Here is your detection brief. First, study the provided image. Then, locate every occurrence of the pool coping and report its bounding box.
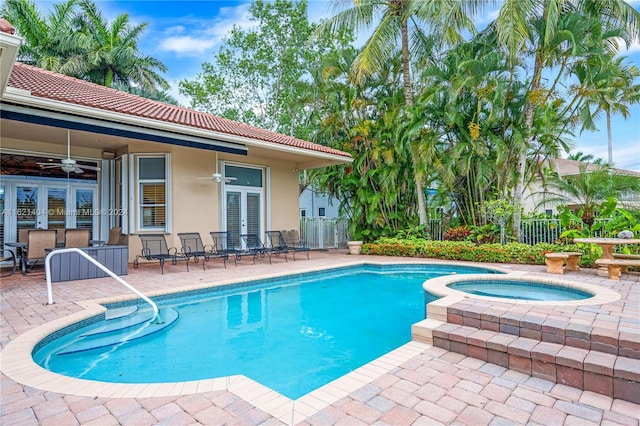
[0,260,620,424]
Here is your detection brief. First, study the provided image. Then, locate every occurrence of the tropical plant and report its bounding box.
[539,162,639,227]
[71,0,168,91]
[493,0,640,241]
[317,0,485,226]
[1,0,82,72]
[2,0,170,94]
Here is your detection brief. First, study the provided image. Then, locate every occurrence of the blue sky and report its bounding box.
[33,0,640,171]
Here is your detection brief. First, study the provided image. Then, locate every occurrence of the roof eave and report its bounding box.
[2,86,352,166]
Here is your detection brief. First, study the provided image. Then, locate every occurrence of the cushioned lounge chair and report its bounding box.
[24,229,57,273]
[107,227,122,245]
[178,232,227,270]
[134,234,189,274]
[64,228,90,248]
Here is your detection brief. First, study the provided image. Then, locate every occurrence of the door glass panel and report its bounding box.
[76,189,94,239]
[226,192,241,248]
[246,193,260,236]
[47,188,66,230]
[16,186,37,241]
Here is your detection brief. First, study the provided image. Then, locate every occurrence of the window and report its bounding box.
[137,155,169,231]
[318,207,326,217]
[300,209,306,218]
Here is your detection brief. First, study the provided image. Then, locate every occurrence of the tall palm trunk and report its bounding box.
[606,110,612,163]
[400,20,428,225]
[512,46,544,242]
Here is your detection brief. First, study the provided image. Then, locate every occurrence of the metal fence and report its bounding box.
[300,217,612,248]
[300,218,350,249]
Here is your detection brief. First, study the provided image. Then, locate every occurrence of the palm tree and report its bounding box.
[576,55,640,163]
[493,0,640,241]
[70,0,169,91]
[1,0,82,72]
[317,0,483,226]
[539,162,639,227]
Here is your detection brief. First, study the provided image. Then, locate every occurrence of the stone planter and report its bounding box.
[347,241,363,255]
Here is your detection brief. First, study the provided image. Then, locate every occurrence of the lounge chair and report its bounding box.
[209,231,242,266]
[24,229,57,274]
[134,234,189,274]
[239,233,269,264]
[178,232,227,270]
[264,231,290,262]
[283,229,310,260]
[64,228,90,248]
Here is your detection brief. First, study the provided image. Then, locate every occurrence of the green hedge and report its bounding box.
[361,237,594,266]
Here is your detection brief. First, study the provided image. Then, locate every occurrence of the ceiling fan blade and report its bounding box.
[38,162,63,169]
[79,164,101,171]
[225,177,237,181]
[196,177,213,180]
[73,167,85,174]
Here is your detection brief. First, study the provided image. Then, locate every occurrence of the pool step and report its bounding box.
[104,305,139,321]
[84,309,154,337]
[58,308,179,355]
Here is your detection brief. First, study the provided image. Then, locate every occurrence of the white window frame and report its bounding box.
[134,153,171,233]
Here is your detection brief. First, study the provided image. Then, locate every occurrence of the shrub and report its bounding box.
[443,225,471,241]
[362,238,591,266]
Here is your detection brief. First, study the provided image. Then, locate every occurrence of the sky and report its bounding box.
[30,0,640,171]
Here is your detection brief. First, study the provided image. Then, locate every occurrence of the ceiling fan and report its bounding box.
[197,152,237,183]
[38,130,101,174]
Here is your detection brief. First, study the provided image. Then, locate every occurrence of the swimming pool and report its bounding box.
[33,264,495,399]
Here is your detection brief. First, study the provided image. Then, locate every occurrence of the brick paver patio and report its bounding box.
[1,250,639,425]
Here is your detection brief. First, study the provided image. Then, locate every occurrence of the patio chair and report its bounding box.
[24,229,57,273]
[178,232,227,270]
[134,234,190,274]
[283,229,310,260]
[264,231,290,262]
[240,234,286,265]
[107,227,122,245]
[209,231,242,266]
[64,228,90,248]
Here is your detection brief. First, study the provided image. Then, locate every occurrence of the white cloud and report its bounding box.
[156,3,253,56]
[159,36,217,55]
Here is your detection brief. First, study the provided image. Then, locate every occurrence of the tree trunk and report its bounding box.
[400,20,428,225]
[607,110,613,163]
[512,48,544,242]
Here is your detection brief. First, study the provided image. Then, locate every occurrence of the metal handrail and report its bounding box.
[45,248,159,321]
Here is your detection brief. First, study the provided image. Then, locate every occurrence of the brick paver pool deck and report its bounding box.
[1,250,639,425]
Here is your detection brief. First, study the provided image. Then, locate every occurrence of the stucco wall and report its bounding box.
[2,137,305,263]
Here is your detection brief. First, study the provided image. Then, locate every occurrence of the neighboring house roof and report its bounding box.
[4,62,351,160]
[554,158,640,178]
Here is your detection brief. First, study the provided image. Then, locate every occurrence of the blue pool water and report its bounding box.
[33,264,494,399]
[448,280,592,301]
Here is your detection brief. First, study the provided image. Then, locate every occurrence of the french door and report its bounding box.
[2,179,98,243]
[225,189,263,249]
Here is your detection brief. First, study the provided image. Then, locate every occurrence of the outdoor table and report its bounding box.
[574,237,640,276]
[5,242,27,275]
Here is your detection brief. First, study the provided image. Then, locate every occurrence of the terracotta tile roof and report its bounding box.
[0,19,16,34]
[6,63,351,159]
